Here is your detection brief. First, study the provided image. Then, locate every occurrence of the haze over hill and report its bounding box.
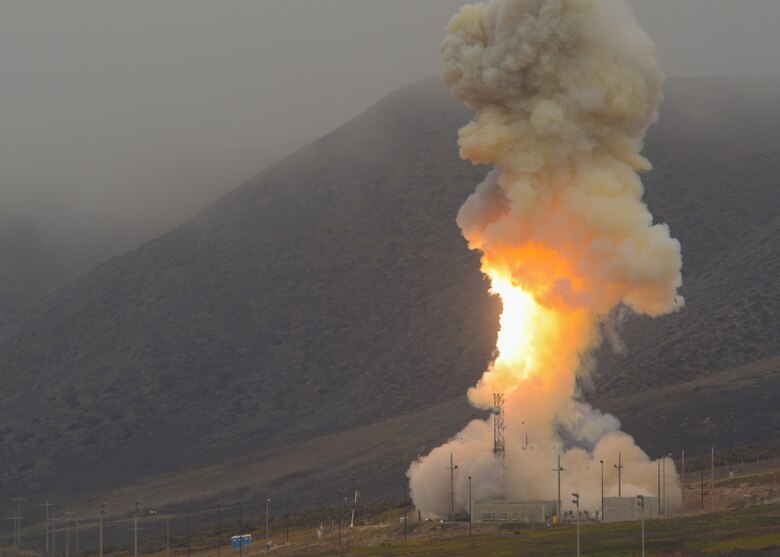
[0,140,303,318]
[0,76,777,512]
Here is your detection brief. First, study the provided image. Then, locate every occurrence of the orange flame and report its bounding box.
[475,259,593,407]
[490,276,539,367]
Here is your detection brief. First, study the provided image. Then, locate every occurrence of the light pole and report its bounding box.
[350,473,356,529]
[133,501,141,557]
[663,453,671,516]
[681,449,686,515]
[599,460,604,520]
[51,511,56,555]
[285,484,290,543]
[711,447,715,513]
[447,453,458,522]
[13,496,25,547]
[65,510,71,557]
[336,491,342,550]
[614,452,624,497]
[238,502,243,557]
[637,495,645,557]
[344,495,349,542]
[42,500,54,554]
[657,459,661,515]
[700,465,705,512]
[217,502,221,557]
[402,483,408,542]
[572,492,580,557]
[266,494,272,551]
[468,476,472,536]
[99,503,106,557]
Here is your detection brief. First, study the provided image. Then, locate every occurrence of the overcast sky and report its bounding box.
[2,0,779,247]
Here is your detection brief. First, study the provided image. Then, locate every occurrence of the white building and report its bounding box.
[602,496,660,522]
[472,500,558,524]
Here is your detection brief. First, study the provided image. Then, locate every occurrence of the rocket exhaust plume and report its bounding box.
[408,0,684,518]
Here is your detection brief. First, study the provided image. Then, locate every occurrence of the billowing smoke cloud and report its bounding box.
[408,0,683,518]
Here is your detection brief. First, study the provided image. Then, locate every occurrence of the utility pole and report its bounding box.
[4,516,16,548]
[187,509,191,557]
[238,502,243,557]
[572,492,580,557]
[266,494,271,552]
[64,509,73,557]
[666,452,673,516]
[99,502,106,557]
[447,453,458,522]
[166,518,170,557]
[468,476,472,536]
[614,453,624,497]
[599,460,604,520]
[700,465,704,511]
[711,447,715,512]
[552,454,565,524]
[13,496,25,547]
[217,503,221,557]
[336,491,342,551]
[637,495,645,557]
[75,513,80,555]
[662,456,667,516]
[51,511,56,555]
[131,501,143,557]
[350,473,356,528]
[350,479,360,530]
[657,459,661,515]
[285,484,290,543]
[7,512,15,548]
[681,450,686,515]
[402,482,408,542]
[42,500,54,553]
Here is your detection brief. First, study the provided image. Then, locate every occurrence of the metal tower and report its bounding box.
[492,393,506,495]
[492,393,506,458]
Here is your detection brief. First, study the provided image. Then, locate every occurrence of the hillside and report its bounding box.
[54,356,778,532]
[591,77,780,396]
[0,77,777,511]
[596,355,780,458]
[0,142,304,319]
[0,78,497,505]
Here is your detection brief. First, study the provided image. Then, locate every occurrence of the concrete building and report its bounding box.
[603,496,660,522]
[472,500,558,524]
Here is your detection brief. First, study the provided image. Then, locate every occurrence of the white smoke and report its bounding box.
[408,0,683,519]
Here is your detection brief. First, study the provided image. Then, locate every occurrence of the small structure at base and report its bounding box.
[603,496,659,522]
[473,500,557,524]
[230,534,253,549]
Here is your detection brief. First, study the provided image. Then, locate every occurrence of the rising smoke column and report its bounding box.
[408,0,684,518]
